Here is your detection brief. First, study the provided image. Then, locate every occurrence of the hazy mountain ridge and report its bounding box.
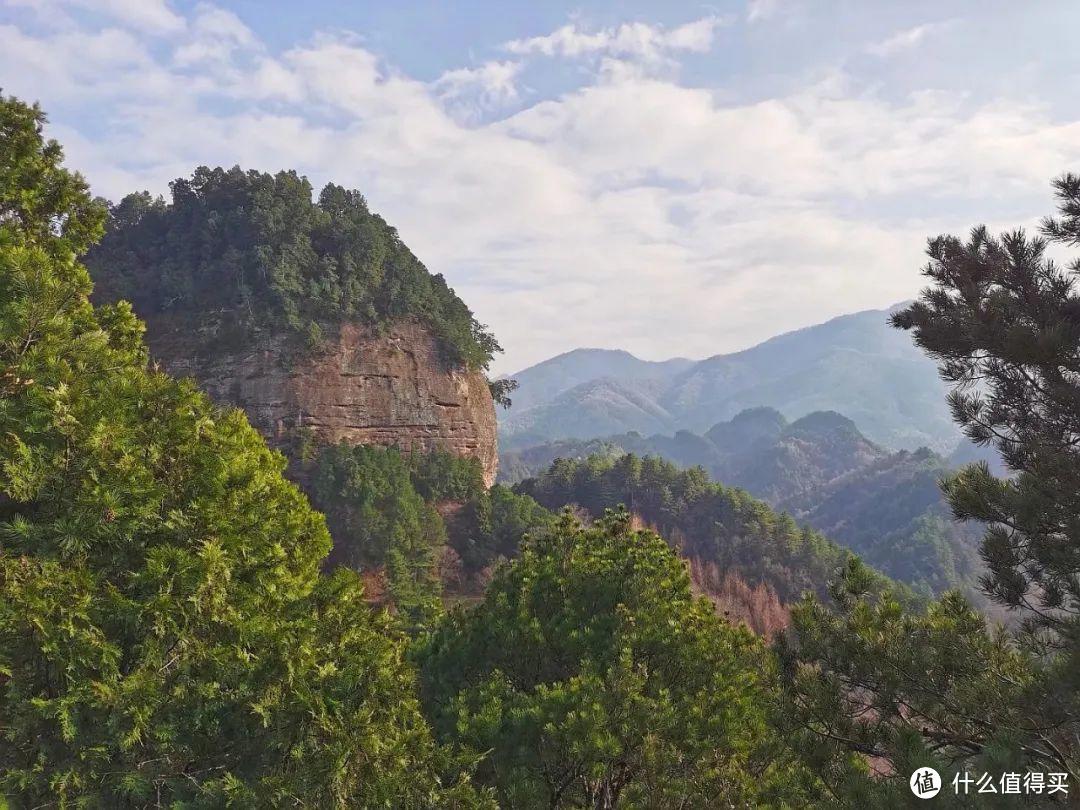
[497,376,680,450]
[501,407,889,495]
[501,407,984,596]
[794,447,982,593]
[500,306,961,452]
[500,348,694,414]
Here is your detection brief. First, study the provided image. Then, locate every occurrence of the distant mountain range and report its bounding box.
[500,407,990,598]
[499,306,962,453]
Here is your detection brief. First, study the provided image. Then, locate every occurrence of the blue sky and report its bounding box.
[3,0,1079,372]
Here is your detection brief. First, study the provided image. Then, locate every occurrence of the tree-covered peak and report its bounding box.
[85,165,501,370]
[785,410,863,438]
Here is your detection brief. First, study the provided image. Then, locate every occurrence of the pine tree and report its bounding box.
[891,177,1080,646]
[418,510,819,807]
[777,176,1080,802]
[0,94,487,808]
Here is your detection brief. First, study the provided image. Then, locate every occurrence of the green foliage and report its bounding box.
[798,448,983,598]
[419,510,820,807]
[499,437,655,485]
[85,166,501,370]
[501,411,982,598]
[452,484,556,570]
[892,181,1080,645]
[780,177,1080,801]
[488,377,518,409]
[0,94,105,257]
[516,454,897,604]
[778,563,1061,807]
[0,94,484,808]
[312,444,446,630]
[312,443,553,589]
[408,449,487,503]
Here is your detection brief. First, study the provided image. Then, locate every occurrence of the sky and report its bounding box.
[3,1,1080,373]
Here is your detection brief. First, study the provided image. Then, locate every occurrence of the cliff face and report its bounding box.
[145,319,499,486]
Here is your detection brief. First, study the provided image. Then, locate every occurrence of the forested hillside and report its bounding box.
[85,167,500,370]
[499,407,872,488]
[503,408,983,597]
[515,454,903,621]
[0,95,831,805]
[307,444,553,625]
[0,95,486,806]
[776,181,1080,800]
[417,511,822,807]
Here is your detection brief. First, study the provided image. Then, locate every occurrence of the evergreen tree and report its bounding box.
[778,563,1051,807]
[516,453,898,604]
[312,444,446,630]
[0,94,485,808]
[408,450,488,503]
[891,178,1080,646]
[418,510,820,808]
[85,167,501,370]
[779,176,1080,801]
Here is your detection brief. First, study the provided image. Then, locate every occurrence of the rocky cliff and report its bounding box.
[143,318,499,486]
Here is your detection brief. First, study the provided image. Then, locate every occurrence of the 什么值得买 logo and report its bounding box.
[910,767,941,799]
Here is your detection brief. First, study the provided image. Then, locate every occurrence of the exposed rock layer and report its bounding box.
[145,319,498,486]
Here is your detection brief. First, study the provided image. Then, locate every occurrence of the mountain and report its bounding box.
[514,453,899,609]
[499,407,883,493]
[499,377,680,449]
[717,410,887,504]
[86,167,501,484]
[792,447,982,593]
[502,348,693,414]
[500,408,983,597]
[500,306,961,452]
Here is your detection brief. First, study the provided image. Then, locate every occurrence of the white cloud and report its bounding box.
[433,60,521,121]
[88,0,183,34]
[866,21,953,58]
[504,16,725,64]
[746,0,780,23]
[6,0,185,34]
[173,4,258,67]
[1,6,1077,375]
[0,23,157,100]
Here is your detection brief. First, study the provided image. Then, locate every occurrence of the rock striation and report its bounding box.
[144,318,499,486]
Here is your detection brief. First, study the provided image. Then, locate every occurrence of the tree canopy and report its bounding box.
[0,97,104,257]
[418,510,820,808]
[0,93,485,808]
[500,421,982,600]
[85,166,501,369]
[311,444,555,625]
[891,181,1080,644]
[312,444,452,630]
[778,177,1080,802]
[515,453,897,605]
[12,84,1080,808]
